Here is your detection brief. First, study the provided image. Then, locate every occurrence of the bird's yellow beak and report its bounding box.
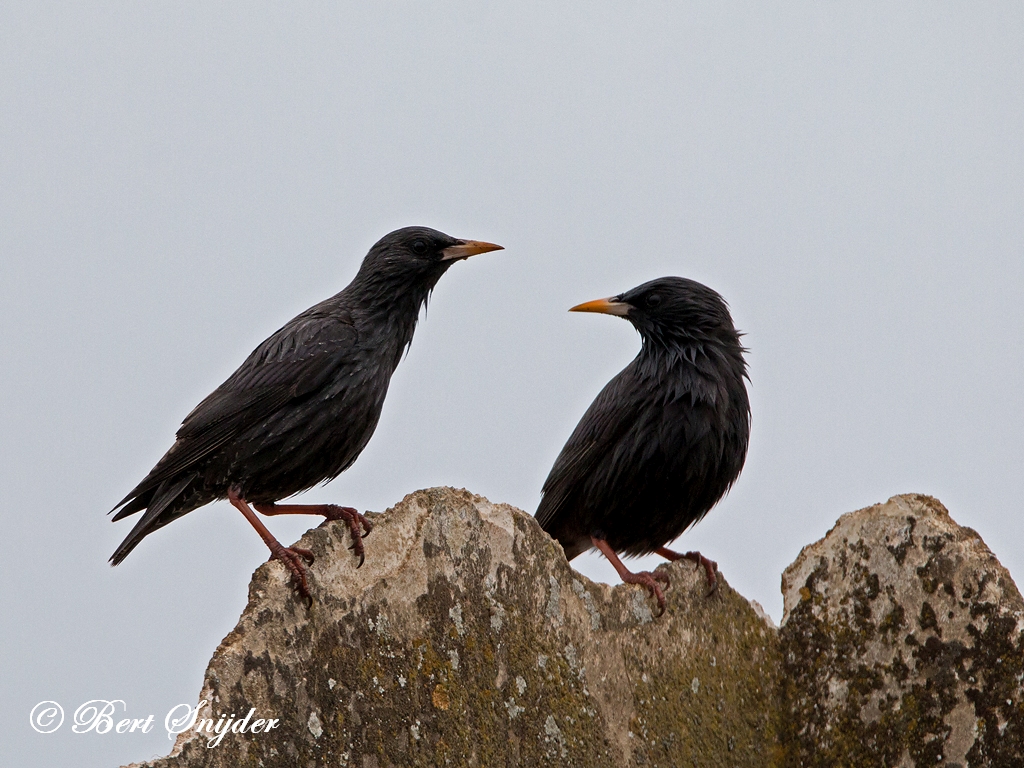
[569,297,631,316]
[441,240,504,261]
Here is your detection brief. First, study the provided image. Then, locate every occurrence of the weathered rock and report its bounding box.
[779,494,1024,767]
[126,487,780,768]
[123,490,1024,768]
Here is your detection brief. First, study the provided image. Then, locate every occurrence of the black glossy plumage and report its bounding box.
[110,226,494,565]
[536,277,750,562]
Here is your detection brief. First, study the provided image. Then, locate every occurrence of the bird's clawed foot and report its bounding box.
[268,543,315,604]
[621,568,671,616]
[591,536,672,616]
[229,487,317,605]
[252,501,373,568]
[657,547,718,596]
[322,505,373,567]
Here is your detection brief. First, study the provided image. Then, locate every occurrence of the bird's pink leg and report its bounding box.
[253,502,372,567]
[228,487,315,601]
[657,546,718,595]
[592,537,670,616]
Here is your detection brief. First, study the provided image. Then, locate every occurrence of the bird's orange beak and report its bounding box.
[441,240,504,261]
[569,297,631,316]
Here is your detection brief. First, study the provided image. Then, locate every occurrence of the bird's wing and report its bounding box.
[180,311,358,434]
[112,311,358,512]
[535,369,641,529]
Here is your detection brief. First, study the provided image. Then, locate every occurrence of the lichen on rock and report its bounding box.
[779,494,1024,767]
[123,487,779,768]
[121,490,1022,768]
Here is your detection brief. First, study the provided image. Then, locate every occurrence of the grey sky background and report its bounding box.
[2,4,1022,766]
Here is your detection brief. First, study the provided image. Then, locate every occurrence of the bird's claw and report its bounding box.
[348,541,365,568]
[660,547,718,597]
[269,545,315,603]
[324,505,372,567]
[622,570,669,616]
[681,550,718,596]
[703,573,719,598]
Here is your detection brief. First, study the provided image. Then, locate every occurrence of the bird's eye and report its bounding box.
[411,240,428,255]
[646,294,662,308]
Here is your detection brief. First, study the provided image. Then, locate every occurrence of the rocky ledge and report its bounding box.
[125,490,1023,768]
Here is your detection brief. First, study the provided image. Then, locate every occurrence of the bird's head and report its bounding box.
[350,226,503,312]
[570,276,741,353]
[363,226,502,278]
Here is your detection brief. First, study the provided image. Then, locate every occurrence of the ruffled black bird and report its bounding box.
[110,226,502,598]
[536,277,750,614]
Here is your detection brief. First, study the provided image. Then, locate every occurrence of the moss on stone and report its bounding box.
[127,491,1022,768]
[779,494,1024,767]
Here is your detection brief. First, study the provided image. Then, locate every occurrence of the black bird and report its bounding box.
[535,277,749,614]
[110,226,502,598]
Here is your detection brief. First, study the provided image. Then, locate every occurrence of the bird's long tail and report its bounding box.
[109,474,197,565]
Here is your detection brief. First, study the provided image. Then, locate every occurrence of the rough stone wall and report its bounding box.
[779,494,1024,767]
[127,487,779,768]
[123,490,1022,768]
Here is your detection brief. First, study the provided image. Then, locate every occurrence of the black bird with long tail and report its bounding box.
[536,277,749,615]
[110,226,502,599]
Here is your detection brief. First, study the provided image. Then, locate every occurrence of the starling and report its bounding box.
[536,277,750,614]
[110,226,502,598]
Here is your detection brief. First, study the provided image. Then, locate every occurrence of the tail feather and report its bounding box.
[109,474,197,565]
[110,493,149,522]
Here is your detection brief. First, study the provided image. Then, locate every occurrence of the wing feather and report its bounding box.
[535,368,641,529]
[111,311,358,513]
